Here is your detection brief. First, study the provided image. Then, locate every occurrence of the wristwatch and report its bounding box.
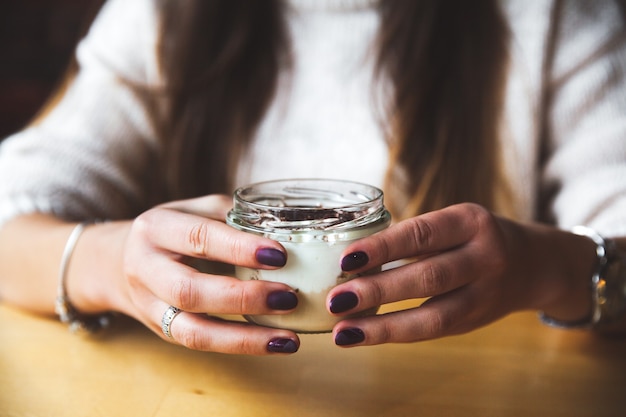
[595,231,626,331]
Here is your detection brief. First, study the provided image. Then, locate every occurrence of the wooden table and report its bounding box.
[1,302,625,417]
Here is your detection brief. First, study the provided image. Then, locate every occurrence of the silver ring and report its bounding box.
[161,306,182,340]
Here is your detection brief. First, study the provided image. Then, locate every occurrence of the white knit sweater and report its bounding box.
[1,0,625,236]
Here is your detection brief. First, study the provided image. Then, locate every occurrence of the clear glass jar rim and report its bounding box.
[227,178,388,232]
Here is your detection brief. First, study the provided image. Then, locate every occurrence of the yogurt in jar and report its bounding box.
[226,179,391,333]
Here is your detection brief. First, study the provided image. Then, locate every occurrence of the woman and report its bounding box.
[0,0,625,355]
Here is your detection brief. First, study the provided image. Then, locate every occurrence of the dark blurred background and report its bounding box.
[0,0,105,140]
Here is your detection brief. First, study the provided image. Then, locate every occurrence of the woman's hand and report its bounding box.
[327,203,597,347]
[117,195,301,355]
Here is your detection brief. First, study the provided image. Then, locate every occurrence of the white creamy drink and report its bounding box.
[227,179,390,333]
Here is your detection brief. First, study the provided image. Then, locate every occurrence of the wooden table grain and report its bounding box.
[1,302,624,417]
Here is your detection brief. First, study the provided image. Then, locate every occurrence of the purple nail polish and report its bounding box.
[329,292,358,314]
[267,291,298,310]
[341,251,369,271]
[256,248,287,267]
[267,338,299,353]
[335,328,365,346]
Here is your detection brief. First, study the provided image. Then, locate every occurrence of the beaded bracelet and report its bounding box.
[54,222,113,334]
[539,226,626,330]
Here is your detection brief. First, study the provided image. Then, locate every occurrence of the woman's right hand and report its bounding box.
[116,195,300,355]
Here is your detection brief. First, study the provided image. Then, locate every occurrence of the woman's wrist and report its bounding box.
[67,220,133,317]
[531,225,626,332]
[54,222,112,333]
[519,223,596,322]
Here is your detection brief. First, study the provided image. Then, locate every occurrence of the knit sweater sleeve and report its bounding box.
[0,0,166,227]
[542,0,626,237]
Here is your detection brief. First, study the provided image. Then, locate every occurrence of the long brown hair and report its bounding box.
[158,0,290,200]
[158,0,512,220]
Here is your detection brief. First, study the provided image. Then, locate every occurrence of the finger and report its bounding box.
[328,248,479,314]
[129,253,298,314]
[152,301,300,355]
[332,286,495,347]
[340,203,491,272]
[133,207,287,269]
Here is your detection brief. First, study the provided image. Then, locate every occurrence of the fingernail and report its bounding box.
[329,292,358,314]
[335,328,365,346]
[267,338,299,353]
[341,251,369,271]
[256,248,287,267]
[267,291,298,310]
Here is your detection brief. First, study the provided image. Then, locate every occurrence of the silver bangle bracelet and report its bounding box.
[539,225,625,330]
[54,222,113,334]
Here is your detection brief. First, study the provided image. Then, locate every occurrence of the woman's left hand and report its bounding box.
[327,203,595,346]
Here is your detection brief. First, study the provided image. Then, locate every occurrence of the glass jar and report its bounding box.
[226,179,391,333]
